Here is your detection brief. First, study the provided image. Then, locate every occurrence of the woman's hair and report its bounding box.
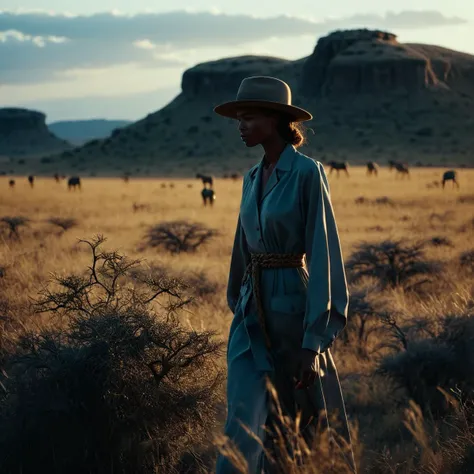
[260,109,309,148]
[276,117,306,148]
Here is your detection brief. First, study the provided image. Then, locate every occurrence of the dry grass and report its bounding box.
[1,165,474,472]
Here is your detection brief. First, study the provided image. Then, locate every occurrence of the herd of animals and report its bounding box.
[3,161,462,207]
[326,160,460,188]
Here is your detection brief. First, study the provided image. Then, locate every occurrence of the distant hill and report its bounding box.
[11,29,474,176]
[48,119,132,145]
[0,108,71,159]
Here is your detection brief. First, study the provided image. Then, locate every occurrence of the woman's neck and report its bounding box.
[262,137,287,166]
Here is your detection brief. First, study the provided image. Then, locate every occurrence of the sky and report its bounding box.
[1,1,473,122]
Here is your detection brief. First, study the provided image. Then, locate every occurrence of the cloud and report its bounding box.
[0,9,468,85]
[0,28,184,85]
[337,11,468,29]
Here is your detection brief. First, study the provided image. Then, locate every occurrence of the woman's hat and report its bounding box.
[213,76,312,122]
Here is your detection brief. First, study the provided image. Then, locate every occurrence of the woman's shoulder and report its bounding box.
[293,149,325,177]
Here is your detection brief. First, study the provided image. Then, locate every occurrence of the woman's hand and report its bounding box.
[295,348,319,390]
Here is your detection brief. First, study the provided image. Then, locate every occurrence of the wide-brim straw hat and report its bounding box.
[214,76,312,122]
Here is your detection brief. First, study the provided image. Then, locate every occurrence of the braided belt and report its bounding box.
[244,253,305,349]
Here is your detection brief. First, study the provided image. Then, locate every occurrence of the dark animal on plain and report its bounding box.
[388,160,409,178]
[196,173,213,188]
[201,188,216,207]
[9,179,15,189]
[442,170,459,189]
[161,183,167,188]
[169,183,175,188]
[366,161,379,176]
[67,176,81,191]
[53,173,60,183]
[123,175,130,183]
[132,202,150,213]
[27,175,34,188]
[230,173,240,181]
[327,161,349,177]
[187,184,193,188]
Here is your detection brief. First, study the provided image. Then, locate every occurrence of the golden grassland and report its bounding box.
[1,165,473,472]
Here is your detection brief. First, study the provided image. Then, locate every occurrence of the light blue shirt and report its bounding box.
[226,144,349,371]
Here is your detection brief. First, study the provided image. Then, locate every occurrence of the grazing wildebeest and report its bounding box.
[27,175,34,188]
[53,173,60,183]
[366,161,379,176]
[201,188,216,207]
[327,161,349,177]
[230,173,240,181]
[123,175,130,183]
[196,173,213,188]
[442,170,460,189]
[9,179,15,189]
[67,176,81,191]
[388,160,409,178]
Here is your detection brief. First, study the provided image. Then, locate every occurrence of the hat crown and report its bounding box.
[235,76,292,105]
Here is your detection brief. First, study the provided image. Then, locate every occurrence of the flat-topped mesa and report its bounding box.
[0,108,71,156]
[0,108,47,134]
[300,29,441,97]
[181,56,296,98]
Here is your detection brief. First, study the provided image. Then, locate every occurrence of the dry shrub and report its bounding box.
[378,306,474,418]
[130,264,222,305]
[374,196,395,206]
[353,196,395,206]
[460,250,474,274]
[132,202,152,213]
[378,339,458,417]
[346,239,443,290]
[458,217,474,234]
[0,216,30,240]
[145,220,219,254]
[47,217,79,234]
[0,236,224,474]
[342,284,382,356]
[427,236,454,248]
[182,269,222,300]
[429,211,456,222]
[457,195,474,204]
[354,196,367,204]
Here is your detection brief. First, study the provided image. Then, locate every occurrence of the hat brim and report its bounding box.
[213,100,312,122]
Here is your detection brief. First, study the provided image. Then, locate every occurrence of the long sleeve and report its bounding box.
[302,161,349,353]
[226,185,251,314]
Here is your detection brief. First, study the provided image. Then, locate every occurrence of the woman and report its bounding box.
[214,76,355,473]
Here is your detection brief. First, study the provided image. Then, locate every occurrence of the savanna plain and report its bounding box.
[0,165,473,474]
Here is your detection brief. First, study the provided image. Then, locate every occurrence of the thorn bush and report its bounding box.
[0,236,224,473]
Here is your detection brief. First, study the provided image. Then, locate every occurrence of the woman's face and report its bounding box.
[236,108,278,147]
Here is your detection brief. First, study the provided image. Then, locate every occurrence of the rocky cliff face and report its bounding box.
[181,55,300,99]
[0,108,71,157]
[300,29,446,97]
[34,29,474,176]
